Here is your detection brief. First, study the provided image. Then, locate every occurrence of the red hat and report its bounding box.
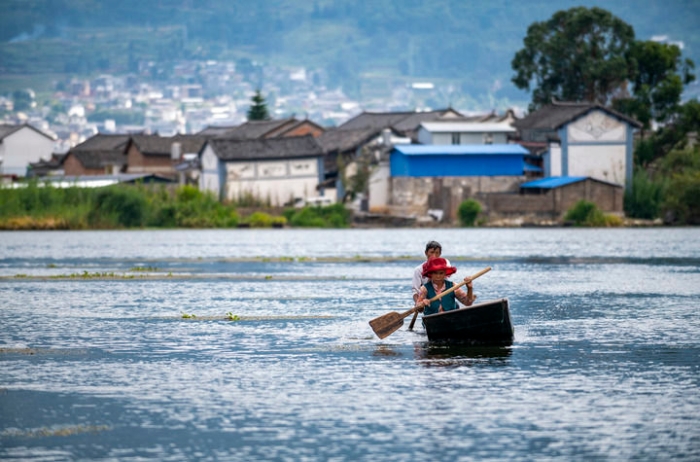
[422,257,457,277]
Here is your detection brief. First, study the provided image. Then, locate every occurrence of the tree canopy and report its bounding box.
[512,7,635,110]
[247,89,270,121]
[613,40,695,128]
[512,6,695,129]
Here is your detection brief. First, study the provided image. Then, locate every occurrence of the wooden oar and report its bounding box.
[369,267,491,339]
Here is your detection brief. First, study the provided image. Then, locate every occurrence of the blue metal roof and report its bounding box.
[393,144,530,155]
[520,176,587,189]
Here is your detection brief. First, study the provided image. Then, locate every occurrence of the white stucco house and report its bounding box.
[0,124,56,177]
[513,101,642,189]
[199,135,325,206]
[417,121,516,145]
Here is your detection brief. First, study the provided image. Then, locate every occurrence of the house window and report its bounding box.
[451,133,460,145]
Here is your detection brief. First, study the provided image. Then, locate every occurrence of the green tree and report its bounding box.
[247,89,270,121]
[12,89,34,112]
[457,199,482,227]
[613,40,695,130]
[512,7,635,110]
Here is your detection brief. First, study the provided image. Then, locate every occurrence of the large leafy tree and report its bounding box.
[247,89,270,121]
[512,7,636,110]
[613,41,695,129]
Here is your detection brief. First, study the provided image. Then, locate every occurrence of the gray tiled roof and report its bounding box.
[130,134,211,156]
[217,119,298,139]
[0,123,55,141]
[70,150,127,169]
[513,101,642,131]
[338,109,464,133]
[317,127,381,154]
[72,134,131,151]
[208,135,323,161]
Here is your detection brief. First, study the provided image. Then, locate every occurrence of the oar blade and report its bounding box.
[369,312,405,339]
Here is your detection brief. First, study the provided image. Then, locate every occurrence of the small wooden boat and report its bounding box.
[421,298,514,345]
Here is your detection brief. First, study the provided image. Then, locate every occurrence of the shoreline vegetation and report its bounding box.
[0,180,674,230]
[0,183,352,230]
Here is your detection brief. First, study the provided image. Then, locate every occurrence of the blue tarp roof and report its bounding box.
[393,144,530,155]
[520,176,587,189]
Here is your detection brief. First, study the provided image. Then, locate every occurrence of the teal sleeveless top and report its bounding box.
[423,280,457,316]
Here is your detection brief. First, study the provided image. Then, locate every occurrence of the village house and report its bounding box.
[0,123,56,178]
[199,135,325,206]
[337,108,465,142]
[512,100,642,189]
[62,134,131,176]
[384,144,533,221]
[198,118,324,139]
[417,120,516,145]
[125,134,211,178]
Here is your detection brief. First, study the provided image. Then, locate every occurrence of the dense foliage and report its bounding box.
[564,200,622,227]
[512,6,695,120]
[457,199,482,227]
[0,183,353,229]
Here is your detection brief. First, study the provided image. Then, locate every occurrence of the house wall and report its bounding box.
[562,110,629,187]
[389,175,524,219]
[0,127,54,176]
[419,131,509,145]
[223,157,322,206]
[199,146,222,198]
[126,145,176,175]
[368,160,390,212]
[63,154,105,176]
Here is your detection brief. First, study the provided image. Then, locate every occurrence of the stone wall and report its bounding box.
[389,176,525,220]
[388,176,623,222]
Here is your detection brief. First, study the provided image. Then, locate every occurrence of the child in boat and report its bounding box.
[415,257,476,316]
[412,241,452,303]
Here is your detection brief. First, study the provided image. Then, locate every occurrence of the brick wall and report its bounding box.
[126,145,176,175]
[63,154,104,176]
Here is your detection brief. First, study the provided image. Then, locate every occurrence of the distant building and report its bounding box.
[199,135,325,206]
[0,124,56,177]
[337,108,464,142]
[381,144,533,220]
[513,101,641,189]
[198,118,324,139]
[126,134,211,178]
[62,134,130,176]
[417,121,516,145]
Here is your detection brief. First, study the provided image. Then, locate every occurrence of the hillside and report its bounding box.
[1,0,698,108]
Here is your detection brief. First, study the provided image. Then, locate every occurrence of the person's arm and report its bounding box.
[455,280,476,306]
[414,286,428,311]
[412,266,422,302]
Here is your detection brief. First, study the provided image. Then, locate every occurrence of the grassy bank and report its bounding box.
[0,183,351,230]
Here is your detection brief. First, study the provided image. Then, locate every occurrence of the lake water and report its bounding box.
[1,228,699,461]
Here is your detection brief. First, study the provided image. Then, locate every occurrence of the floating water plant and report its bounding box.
[226,312,241,321]
[181,312,196,319]
[130,265,159,272]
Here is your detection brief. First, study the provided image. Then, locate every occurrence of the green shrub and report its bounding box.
[457,199,482,226]
[624,168,667,219]
[564,200,608,226]
[89,186,149,228]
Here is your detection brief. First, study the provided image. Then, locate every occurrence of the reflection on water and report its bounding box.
[414,342,512,367]
[1,228,700,461]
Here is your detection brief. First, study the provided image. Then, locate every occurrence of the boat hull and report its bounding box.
[422,298,514,345]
